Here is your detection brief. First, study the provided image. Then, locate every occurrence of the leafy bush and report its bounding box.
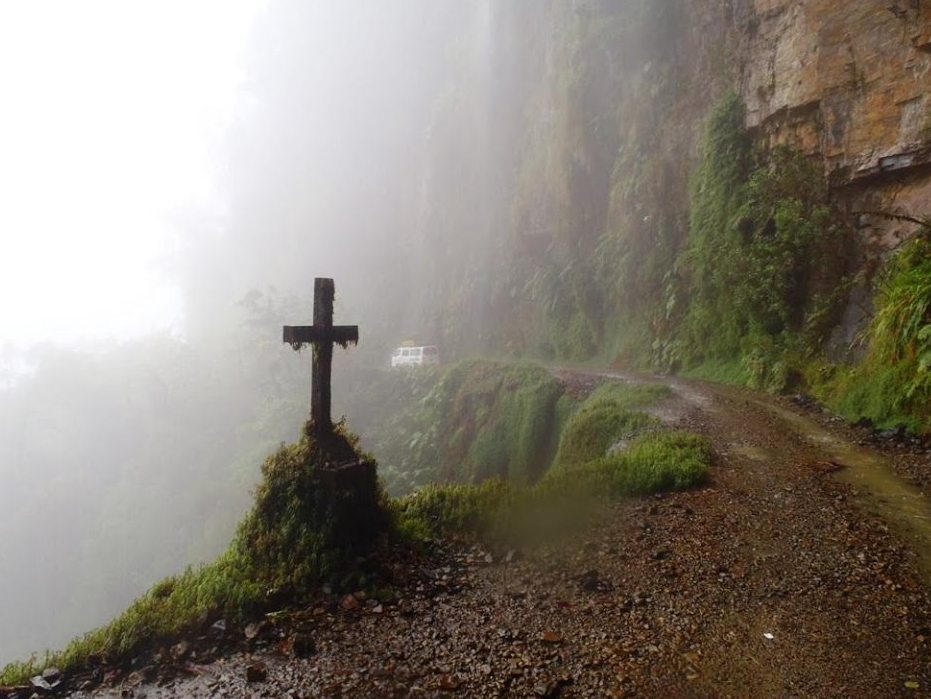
[870,236,931,396]
[543,430,710,495]
[601,430,712,493]
[348,367,444,495]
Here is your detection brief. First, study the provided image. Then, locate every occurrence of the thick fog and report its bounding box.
[0,0,500,664]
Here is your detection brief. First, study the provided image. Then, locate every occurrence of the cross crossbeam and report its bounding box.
[283,277,359,434]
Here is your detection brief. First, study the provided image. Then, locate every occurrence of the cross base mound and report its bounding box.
[316,459,383,551]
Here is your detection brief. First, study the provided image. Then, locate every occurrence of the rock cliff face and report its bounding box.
[739,0,931,244]
[408,0,931,359]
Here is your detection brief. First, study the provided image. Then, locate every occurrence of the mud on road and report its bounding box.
[70,371,931,698]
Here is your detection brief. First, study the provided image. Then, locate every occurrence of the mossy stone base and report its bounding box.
[235,423,387,587]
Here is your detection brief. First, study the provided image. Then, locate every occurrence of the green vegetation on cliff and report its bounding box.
[666,92,931,433]
[666,92,851,392]
[370,361,571,494]
[395,375,709,542]
[822,235,931,432]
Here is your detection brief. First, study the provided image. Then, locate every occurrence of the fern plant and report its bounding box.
[870,235,931,402]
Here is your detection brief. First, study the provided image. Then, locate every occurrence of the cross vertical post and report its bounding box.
[311,277,334,432]
[283,277,359,435]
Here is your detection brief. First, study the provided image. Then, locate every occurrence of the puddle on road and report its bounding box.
[762,401,931,575]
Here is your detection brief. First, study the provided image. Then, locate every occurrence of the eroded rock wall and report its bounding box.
[738,0,931,243]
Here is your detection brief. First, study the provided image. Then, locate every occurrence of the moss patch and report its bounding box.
[554,382,669,467]
[233,424,387,589]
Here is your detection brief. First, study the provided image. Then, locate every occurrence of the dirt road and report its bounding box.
[71,372,931,698]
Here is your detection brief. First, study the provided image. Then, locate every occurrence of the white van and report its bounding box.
[391,345,440,368]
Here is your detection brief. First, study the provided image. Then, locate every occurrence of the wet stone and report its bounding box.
[245,663,268,683]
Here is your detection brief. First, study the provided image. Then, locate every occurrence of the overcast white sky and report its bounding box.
[0,0,267,348]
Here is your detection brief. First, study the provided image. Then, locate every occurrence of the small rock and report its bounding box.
[195,609,213,629]
[245,663,268,683]
[29,676,52,692]
[210,619,227,635]
[125,671,145,687]
[39,668,60,685]
[541,631,563,644]
[340,594,360,611]
[578,569,612,593]
[170,641,191,661]
[437,675,461,691]
[290,634,316,659]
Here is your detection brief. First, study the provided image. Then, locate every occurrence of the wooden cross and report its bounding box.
[283,278,359,434]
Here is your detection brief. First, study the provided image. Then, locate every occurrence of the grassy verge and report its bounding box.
[681,359,750,386]
[0,553,262,685]
[394,429,711,544]
[396,377,707,543]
